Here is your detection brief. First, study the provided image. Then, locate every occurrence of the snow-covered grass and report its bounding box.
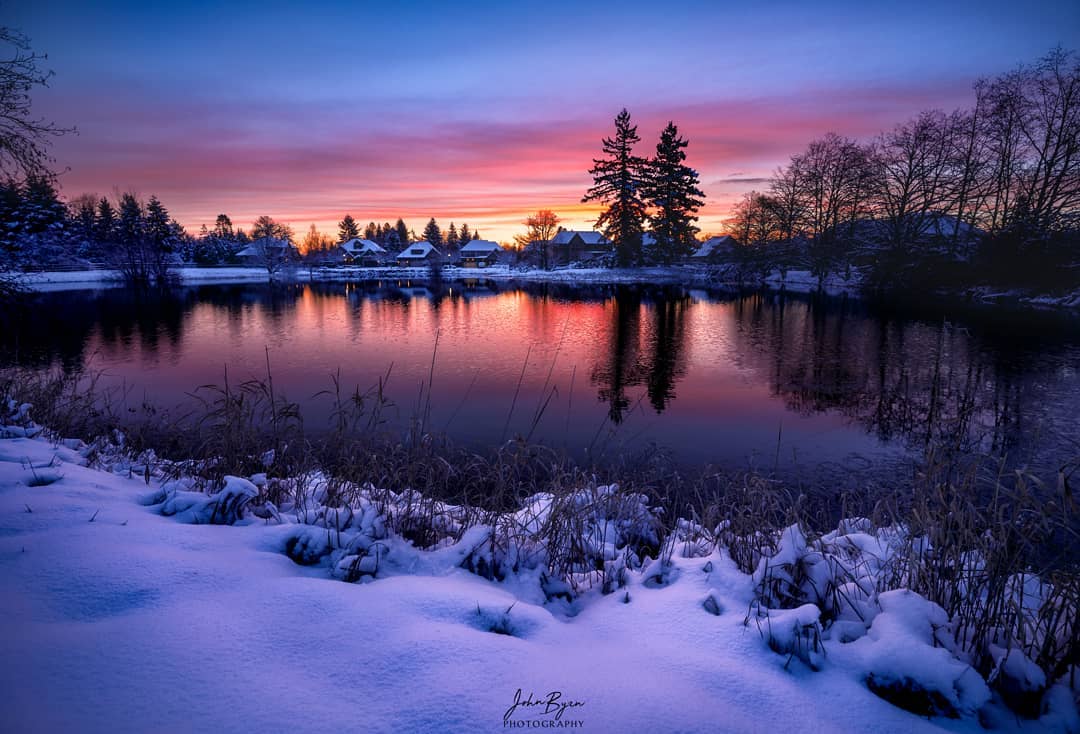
[1,392,1078,732]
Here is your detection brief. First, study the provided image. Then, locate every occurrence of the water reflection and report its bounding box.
[1,281,1077,478]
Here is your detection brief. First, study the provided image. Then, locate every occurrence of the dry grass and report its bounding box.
[2,362,1077,700]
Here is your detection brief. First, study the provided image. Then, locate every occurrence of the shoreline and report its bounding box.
[8,264,1079,311]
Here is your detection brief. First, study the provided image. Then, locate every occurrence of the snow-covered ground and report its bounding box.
[1,422,1076,733]
[14,266,299,291]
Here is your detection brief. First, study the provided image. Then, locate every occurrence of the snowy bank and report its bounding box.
[1,406,1077,732]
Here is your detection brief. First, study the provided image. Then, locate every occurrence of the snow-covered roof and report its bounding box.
[459,239,503,255]
[235,237,293,257]
[691,235,737,258]
[550,230,610,246]
[341,238,386,254]
[397,241,441,259]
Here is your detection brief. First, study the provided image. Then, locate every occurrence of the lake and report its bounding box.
[3,279,1079,490]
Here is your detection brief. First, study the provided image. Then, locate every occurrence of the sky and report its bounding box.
[9,0,1080,243]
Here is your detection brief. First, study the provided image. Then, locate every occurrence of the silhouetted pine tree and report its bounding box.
[423,217,442,246]
[94,198,117,245]
[644,122,704,263]
[394,219,409,249]
[459,223,471,244]
[338,214,360,242]
[446,222,459,253]
[583,109,648,267]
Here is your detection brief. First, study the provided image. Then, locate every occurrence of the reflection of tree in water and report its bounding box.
[726,291,1079,468]
[646,294,690,412]
[0,283,312,372]
[1,287,194,371]
[590,286,691,423]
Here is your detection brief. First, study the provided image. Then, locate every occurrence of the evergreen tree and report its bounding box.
[94,197,117,244]
[338,214,359,242]
[383,227,401,252]
[20,174,66,235]
[459,223,471,244]
[71,195,97,256]
[446,222,459,252]
[145,195,174,252]
[118,193,144,246]
[583,109,649,267]
[251,215,291,241]
[364,221,378,240]
[644,122,705,263]
[213,214,234,240]
[422,217,443,246]
[395,218,409,248]
[381,222,392,245]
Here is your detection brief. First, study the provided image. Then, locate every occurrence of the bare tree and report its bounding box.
[794,134,872,286]
[1012,48,1080,235]
[0,27,72,178]
[514,209,560,269]
[869,110,953,253]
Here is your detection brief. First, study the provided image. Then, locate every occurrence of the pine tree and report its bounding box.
[583,109,649,267]
[422,217,442,246]
[459,223,471,244]
[118,193,144,246]
[381,222,392,245]
[394,218,409,249]
[72,196,97,247]
[364,221,378,240]
[94,198,117,244]
[20,175,66,235]
[338,214,360,243]
[383,227,401,252]
[213,214,234,240]
[145,195,174,252]
[446,222,459,253]
[644,122,705,263]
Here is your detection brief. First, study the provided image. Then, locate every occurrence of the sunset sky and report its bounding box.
[11,0,1080,243]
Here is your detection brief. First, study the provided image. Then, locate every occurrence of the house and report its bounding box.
[340,238,388,266]
[458,239,503,268]
[548,230,612,265]
[690,235,739,263]
[396,241,444,266]
[235,237,299,266]
[841,213,984,260]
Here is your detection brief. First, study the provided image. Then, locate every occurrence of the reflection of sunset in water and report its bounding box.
[5,282,1078,484]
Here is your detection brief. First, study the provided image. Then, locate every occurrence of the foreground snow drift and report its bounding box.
[0,428,1077,733]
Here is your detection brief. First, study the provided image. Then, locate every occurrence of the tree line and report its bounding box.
[725,47,1079,292]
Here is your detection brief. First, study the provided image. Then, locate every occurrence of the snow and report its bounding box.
[397,241,442,260]
[340,238,386,254]
[459,239,503,254]
[1,424,1077,733]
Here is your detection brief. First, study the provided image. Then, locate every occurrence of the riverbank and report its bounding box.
[1,396,1077,732]
[10,264,1078,310]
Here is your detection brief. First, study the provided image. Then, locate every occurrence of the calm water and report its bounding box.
[3,280,1079,488]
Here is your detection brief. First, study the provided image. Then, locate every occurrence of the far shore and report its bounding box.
[8,263,1080,310]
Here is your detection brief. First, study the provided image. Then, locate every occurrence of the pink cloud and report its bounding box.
[49,78,975,241]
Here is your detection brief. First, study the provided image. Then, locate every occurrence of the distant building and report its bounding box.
[458,239,503,268]
[548,230,612,265]
[690,235,739,262]
[235,237,299,266]
[396,241,444,266]
[340,238,388,266]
